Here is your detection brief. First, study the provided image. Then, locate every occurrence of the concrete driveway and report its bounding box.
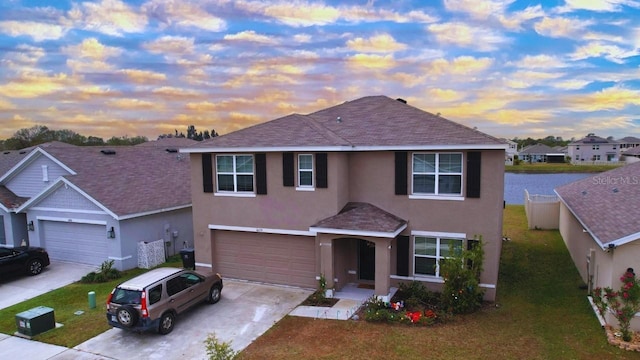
[66,280,311,359]
[0,261,96,310]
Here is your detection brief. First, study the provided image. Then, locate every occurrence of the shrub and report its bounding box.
[204,334,238,360]
[439,237,485,314]
[593,269,640,342]
[80,260,121,283]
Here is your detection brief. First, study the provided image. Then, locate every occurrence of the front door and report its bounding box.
[358,240,375,281]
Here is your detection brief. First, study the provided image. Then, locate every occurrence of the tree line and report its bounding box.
[0,125,218,151]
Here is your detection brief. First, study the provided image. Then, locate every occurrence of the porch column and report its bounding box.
[319,236,335,294]
[374,239,392,301]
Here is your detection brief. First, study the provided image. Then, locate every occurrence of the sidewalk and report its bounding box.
[0,333,109,359]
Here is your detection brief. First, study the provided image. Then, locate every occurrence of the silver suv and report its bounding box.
[106,267,223,334]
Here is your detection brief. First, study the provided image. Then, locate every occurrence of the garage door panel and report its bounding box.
[42,221,108,266]
[214,231,315,288]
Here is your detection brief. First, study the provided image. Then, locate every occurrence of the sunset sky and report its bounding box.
[1,0,639,142]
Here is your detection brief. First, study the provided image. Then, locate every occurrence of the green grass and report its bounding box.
[506,163,621,173]
[0,257,182,347]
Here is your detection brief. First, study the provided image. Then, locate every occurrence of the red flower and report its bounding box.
[406,311,422,323]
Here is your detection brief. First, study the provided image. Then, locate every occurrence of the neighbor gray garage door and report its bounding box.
[42,221,108,266]
[214,231,316,288]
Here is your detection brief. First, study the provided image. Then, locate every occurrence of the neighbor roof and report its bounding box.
[555,162,640,248]
[623,147,640,156]
[310,202,407,238]
[570,134,618,145]
[618,136,640,144]
[518,143,556,154]
[6,140,191,218]
[182,96,506,153]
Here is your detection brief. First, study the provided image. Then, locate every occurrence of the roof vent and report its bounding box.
[613,188,619,193]
[19,151,26,154]
[165,148,178,153]
[100,149,116,155]
[3,151,9,154]
[336,116,342,123]
[581,190,587,195]
[396,98,407,104]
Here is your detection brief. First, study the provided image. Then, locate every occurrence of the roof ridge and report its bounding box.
[303,114,353,147]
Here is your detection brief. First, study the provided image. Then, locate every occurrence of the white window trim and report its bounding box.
[42,165,48,182]
[297,153,314,190]
[411,152,463,197]
[215,154,254,194]
[412,231,465,278]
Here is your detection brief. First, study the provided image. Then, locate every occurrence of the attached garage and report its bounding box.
[214,231,316,288]
[42,221,108,266]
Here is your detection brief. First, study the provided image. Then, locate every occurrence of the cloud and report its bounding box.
[62,38,123,72]
[0,21,67,41]
[565,86,640,111]
[119,69,167,83]
[511,54,567,69]
[142,0,226,31]
[444,0,513,20]
[224,30,279,45]
[346,33,407,53]
[498,5,545,31]
[143,36,195,55]
[235,1,341,27]
[0,73,79,98]
[429,56,494,76]
[503,70,565,89]
[425,88,465,103]
[3,45,46,71]
[0,98,16,110]
[346,53,396,70]
[534,16,592,38]
[152,86,203,99]
[428,22,509,51]
[557,0,640,13]
[570,42,638,64]
[552,79,592,90]
[108,98,160,110]
[69,0,147,36]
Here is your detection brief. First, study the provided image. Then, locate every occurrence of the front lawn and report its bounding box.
[0,258,182,347]
[238,206,635,359]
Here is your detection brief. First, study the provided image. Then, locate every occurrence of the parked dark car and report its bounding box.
[0,246,50,276]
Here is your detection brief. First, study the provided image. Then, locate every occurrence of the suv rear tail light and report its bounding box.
[106,289,114,310]
[141,291,148,318]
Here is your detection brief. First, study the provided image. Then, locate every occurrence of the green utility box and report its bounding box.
[15,306,55,337]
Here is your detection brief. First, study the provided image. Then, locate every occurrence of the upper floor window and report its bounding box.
[414,236,463,277]
[298,154,313,187]
[216,155,254,193]
[592,145,599,150]
[412,153,462,195]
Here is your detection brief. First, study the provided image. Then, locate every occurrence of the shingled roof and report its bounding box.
[5,140,191,218]
[183,96,505,152]
[310,202,407,237]
[555,162,640,248]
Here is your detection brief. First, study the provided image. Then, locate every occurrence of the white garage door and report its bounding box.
[42,221,108,266]
[214,231,316,288]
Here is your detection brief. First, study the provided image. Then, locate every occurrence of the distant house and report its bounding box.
[182,95,507,302]
[0,139,196,270]
[567,134,619,163]
[518,143,562,163]
[618,136,640,156]
[555,162,640,330]
[501,139,518,165]
[622,147,640,163]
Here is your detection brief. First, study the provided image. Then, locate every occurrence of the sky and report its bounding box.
[0,0,639,142]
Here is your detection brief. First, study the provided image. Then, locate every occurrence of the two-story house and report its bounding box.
[0,139,195,270]
[182,96,507,301]
[501,138,518,165]
[568,134,619,163]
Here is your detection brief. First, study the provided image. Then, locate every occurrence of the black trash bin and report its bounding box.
[180,248,195,270]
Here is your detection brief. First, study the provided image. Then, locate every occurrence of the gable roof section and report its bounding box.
[182,96,506,153]
[555,162,640,249]
[0,146,76,184]
[9,141,191,219]
[310,202,407,238]
[0,185,29,212]
[519,143,556,154]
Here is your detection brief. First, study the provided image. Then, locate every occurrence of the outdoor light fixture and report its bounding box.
[27,220,34,231]
[107,226,115,239]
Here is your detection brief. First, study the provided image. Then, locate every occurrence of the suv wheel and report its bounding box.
[208,285,221,304]
[26,259,44,276]
[158,312,175,335]
[117,306,138,328]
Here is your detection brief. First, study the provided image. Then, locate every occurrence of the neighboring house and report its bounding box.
[518,143,558,163]
[617,136,640,156]
[555,162,640,330]
[501,139,518,165]
[182,96,507,301]
[0,139,196,270]
[567,134,619,163]
[622,147,640,163]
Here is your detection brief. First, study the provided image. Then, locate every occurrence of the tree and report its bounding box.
[106,135,148,146]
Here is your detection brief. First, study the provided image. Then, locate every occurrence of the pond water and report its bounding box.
[504,173,593,204]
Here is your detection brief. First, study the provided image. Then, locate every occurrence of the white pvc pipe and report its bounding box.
[587,296,607,328]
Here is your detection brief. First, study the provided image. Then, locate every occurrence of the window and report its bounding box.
[148,285,162,305]
[298,154,313,187]
[593,155,601,161]
[216,155,254,193]
[412,153,462,195]
[592,145,599,150]
[414,236,463,277]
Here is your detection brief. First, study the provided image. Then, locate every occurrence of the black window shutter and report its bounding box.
[256,153,267,195]
[395,152,408,195]
[467,239,480,269]
[396,235,409,276]
[466,151,481,198]
[316,153,328,188]
[202,153,213,193]
[282,152,294,187]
